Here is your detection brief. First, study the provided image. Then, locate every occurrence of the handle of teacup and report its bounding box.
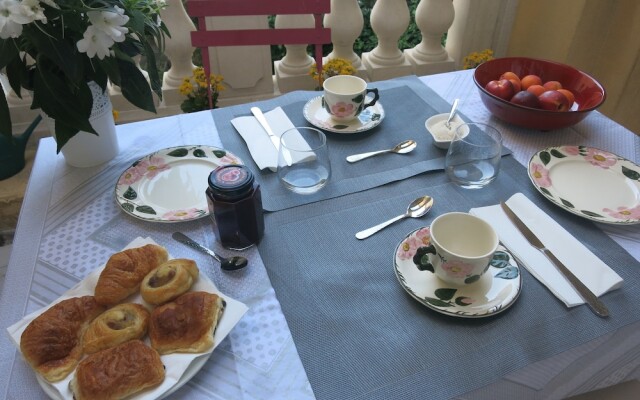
[415,244,437,273]
[363,88,379,109]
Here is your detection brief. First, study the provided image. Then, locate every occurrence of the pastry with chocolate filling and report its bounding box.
[149,291,225,354]
[70,339,165,400]
[141,259,199,305]
[20,296,106,382]
[83,303,150,354]
[94,244,169,306]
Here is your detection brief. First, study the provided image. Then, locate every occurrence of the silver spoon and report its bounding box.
[355,195,434,240]
[172,232,248,271]
[444,98,459,129]
[346,140,417,163]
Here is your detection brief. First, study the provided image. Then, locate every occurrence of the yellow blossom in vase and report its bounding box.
[310,58,357,87]
[462,49,494,69]
[180,67,226,113]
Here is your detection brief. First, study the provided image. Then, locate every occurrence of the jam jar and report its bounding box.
[206,165,264,250]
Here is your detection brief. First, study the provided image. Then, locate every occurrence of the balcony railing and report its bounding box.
[3,0,516,137]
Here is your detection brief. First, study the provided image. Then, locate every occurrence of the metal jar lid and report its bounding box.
[208,165,255,201]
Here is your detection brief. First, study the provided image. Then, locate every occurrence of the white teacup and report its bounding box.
[322,75,380,122]
[416,212,498,285]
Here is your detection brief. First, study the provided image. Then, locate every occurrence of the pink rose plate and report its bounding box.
[303,96,384,134]
[528,146,640,225]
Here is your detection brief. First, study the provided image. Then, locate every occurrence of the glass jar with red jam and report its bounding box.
[206,165,264,250]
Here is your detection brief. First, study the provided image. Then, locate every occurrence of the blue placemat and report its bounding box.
[257,155,640,400]
[214,76,488,211]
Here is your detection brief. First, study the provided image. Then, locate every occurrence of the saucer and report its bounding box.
[303,95,385,134]
[394,227,522,318]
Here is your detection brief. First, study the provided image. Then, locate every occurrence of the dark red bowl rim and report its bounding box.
[473,57,606,115]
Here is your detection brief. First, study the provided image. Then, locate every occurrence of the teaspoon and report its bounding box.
[172,232,248,271]
[346,139,417,163]
[444,98,459,129]
[355,195,434,239]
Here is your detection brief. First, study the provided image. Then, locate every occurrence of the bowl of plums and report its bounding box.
[473,56,606,131]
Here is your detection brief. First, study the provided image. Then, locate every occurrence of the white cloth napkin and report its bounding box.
[231,106,313,171]
[470,193,623,307]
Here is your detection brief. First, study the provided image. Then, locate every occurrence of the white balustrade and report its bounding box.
[275,14,318,92]
[362,0,413,81]
[324,0,365,76]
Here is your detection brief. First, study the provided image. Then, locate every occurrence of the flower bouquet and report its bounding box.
[309,57,356,88]
[179,67,225,113]
[0,0,169,152]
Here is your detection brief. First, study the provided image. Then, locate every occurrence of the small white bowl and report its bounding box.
[425,113,467,149]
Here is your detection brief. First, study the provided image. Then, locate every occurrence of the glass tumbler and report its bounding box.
[277,127,331,195]
[445,122,502,189]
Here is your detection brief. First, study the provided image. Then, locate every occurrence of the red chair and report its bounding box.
[187,0,332,108]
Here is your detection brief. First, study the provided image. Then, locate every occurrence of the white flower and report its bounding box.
[87,6,129,43]
[9,0,47,24]
[76,25,114,60]
[0,0,23,38]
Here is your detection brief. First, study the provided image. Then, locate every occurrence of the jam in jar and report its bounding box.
[206,165,264,250]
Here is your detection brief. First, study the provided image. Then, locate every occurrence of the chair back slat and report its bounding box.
[191,28,331,48]
[188,0,330,17]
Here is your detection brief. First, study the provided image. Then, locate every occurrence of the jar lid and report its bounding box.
[208,165,254,200]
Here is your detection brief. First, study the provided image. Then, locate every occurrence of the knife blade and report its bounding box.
[250,107,293,167]
[500,201,609,318]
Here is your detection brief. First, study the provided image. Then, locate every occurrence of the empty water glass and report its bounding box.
[277,127,331,194]
[445,123,502,189]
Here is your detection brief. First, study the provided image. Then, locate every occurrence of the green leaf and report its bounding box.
[371,113,381,121]
[0,83,10,137]
[434,288,457,301]
[464,275,481,284]
[490,251,511,268]
[123,187,137,200]
[121,203,134,213]
[0,39,19,70]
[352,94,364,103]
[495,266,519,279]
[539,151,551,166]
[167,148,188,157]
[622,166,640,181]
[141,40,162,98]
[193,149,207,158]
[550,149,566,158]
[27,25,81,83]
[455,297,473,306]
[424,297,453,308]
[560,198,574,208]
[540,187,552,197]
[6,56,27,98]
[581,210,604,218]
[118,60,157,113]
[136,205,156,215]
[213,150,227,158]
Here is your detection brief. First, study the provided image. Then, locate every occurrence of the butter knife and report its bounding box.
[500,201,609,318]
[250,107,292,167]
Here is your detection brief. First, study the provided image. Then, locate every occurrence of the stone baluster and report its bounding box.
[324,0,365,77]
[159,0,197,106]
[275,13,318,92]
[362,0,413,81]
[405,0,456,75]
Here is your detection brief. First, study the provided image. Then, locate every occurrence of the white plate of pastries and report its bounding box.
[7,237,248,400]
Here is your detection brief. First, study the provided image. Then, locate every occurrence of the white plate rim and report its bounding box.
[528,145,640,225]
[114,145,243,223]
[302,95,385,134]
[393,227,522,319]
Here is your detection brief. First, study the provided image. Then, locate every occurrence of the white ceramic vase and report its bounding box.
[44,82,119,168]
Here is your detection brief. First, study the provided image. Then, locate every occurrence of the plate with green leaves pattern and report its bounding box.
[529,145,640,225]
[394,227,522,318]
[303,95,384,134]
[115,145,243,222]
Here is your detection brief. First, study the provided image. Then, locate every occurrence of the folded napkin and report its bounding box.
[231,106,313,171]
[470,193,623,307]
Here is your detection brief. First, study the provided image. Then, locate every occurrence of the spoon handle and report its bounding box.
[445,98,459,128]
[356,214,406,240]
[172,232,222,263]
[346,149,390,163]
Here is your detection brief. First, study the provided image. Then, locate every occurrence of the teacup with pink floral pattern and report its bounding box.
[416,212,499,285]
[322,75,379,122]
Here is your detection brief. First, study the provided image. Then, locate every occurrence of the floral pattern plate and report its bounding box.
[529,145,640,225]
[394,227,522,318]
[302,95,385,134]
[115,145,242,223]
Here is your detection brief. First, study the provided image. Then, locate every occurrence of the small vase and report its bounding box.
[43,82,119,168]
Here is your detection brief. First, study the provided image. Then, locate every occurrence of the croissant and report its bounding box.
[94,244,168,306]
[70,339,165,400]
[83,303,150,354]
[149,291,225,355]
[19,296,106,382]
[141,259,200,305]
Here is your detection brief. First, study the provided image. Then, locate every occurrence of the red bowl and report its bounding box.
[473,57,606,131]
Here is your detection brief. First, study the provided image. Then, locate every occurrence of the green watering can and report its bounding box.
[0,115,42,181]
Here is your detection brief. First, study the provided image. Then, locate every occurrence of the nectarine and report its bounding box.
[538,90,571,111]
[521,75,542,90]
[543,80,563,91]
[557,89,575,106]
[526,85,547,97]
[485,79,516,101]
[510,91,541,109]
[500,72,522,92]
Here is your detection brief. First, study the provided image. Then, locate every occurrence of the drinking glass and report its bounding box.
[445,123,502,189]
[277,127,331,194]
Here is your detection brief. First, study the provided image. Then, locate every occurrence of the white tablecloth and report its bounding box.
[1,70,639,400]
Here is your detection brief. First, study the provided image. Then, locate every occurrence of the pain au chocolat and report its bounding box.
[70,339,165,400]
[94,244,168,306]
[20,296,106,382]
[149,291,225,355]
[83,303,150,354]
[141,258,200,306]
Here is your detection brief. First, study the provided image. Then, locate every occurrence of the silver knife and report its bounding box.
[250,107,293,167]
[500,201,609,318]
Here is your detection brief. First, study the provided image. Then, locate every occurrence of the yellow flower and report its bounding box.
[462,49,494,69]
[112,109,119,122]
[179,68,225,113]
[309,58,356,86]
